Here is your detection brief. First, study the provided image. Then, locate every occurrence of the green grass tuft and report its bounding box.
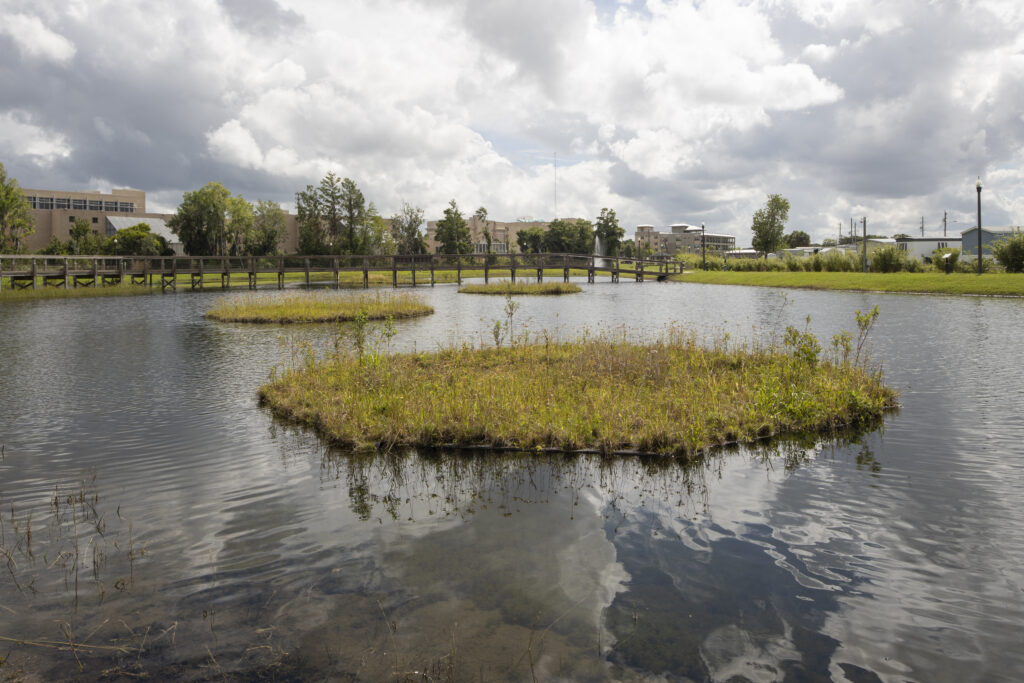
[259,326,897,456]
[0,284,153,301]
[205,291,433,323]
[458,281,582,295]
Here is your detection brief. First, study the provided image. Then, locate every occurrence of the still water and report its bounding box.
[0,281,1022,681]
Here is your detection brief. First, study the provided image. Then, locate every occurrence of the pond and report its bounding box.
[0,280,1022,681]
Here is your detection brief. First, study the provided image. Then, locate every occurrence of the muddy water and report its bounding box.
[1,281,1022,681]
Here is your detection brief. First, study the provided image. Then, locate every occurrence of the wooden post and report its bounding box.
[333,257,339,288]
[392,256,398,288]
[363,256,369,288]
[536,253,542,282]
[278,256,284,289]
[412,257,417,287]
[63,258,69,289]
[510,254,516,283]
[484,256,489,284]
[304,257,310,287]
[430,254,435,286]
[457,255,462,285]
[564,254,570,283]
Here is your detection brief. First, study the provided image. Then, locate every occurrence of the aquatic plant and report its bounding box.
[458,281,582,295]
[205,291,433,323]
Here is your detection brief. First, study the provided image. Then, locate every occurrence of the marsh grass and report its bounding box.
[0,284,153,302]
[205,291,433,323]
[459,281,582,295]
[260,316,897,457]
[671,270,1024,296]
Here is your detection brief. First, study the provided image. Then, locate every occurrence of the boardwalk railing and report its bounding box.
[0,253,683,292]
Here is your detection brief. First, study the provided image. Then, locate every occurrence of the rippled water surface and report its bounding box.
[1,281,1023,681]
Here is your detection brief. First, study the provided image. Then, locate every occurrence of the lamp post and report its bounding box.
[976,178,983,275]
[701,222,706,271]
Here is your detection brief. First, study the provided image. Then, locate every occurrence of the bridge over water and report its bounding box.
[0,253,682,292]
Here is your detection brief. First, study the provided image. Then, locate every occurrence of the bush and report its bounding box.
[992,230,1024,273]
[870,246,916,273]
[933,247,960,271]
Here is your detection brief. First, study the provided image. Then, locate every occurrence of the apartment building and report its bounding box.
[635,223,736,256]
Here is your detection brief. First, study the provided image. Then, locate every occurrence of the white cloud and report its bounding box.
[206,119,264,169]
[0,111,71,164]
[0,12,76,63]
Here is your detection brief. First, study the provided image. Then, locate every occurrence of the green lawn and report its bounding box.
[671,270,1024,296]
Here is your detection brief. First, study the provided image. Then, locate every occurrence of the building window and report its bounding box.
[103,201,117,211]
[69,216,75,223]
[118,201,133,213]
[26,196,37,208]
[55,198,70,209]
[37,197,54,210]
[88,200,102,211]
[92,217,98,224]
[72,199,86,210]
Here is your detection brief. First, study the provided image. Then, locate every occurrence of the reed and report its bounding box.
[259,318,897,457]
[0,285,153,302]
[458,281,582,295]
[205,291,433,323]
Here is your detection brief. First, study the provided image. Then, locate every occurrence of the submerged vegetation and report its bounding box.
[205,291,433,323]
[458,281,582,295]
[260,307,896,456]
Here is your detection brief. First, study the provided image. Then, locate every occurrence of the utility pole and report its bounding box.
[553,152,557,220]
[862,217,868,273]
[921,216,925,237]
[838,221,842,244]
[943,211,947,237]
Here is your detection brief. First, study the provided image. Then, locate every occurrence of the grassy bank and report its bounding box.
[259,324,897,456]
[459,281,582,295]
[206,291,433,323]
[671,270,1024,296]
[0,284,153,301]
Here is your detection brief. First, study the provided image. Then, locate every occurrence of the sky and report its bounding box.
[1,0,1022,246]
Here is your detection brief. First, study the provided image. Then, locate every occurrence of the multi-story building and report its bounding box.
[634,223,736,256]
[424,217,562,254]
[20,187,300,254]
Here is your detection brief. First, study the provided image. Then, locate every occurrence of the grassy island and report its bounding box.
[671,270,1024,297]
[0,284,153,302]
[259,322,897,456]
[458,281,582,295]
[206,291,433,323]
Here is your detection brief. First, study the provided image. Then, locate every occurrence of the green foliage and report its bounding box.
[784,230,810,248]
[751,194,790,256]
[390,201,427,254]
[0,162,35,253]
[854,305,879,367]
[435,200,471,254]
[932,247,960,271]
[869,246,912,273]
[168,182,232,255]
[459,281,581,295]
[294,173,371,254]
[783,316,822,366]
[543,218,593,254]
[37,235,71,255]
[110,223,166,256]
[339,177,367,253]
[594,208,624,255]
[206,291,432,323]
[225,195,254,256]
[516,226,545,253]
[249,200,287,256]
[992,230,1024,273]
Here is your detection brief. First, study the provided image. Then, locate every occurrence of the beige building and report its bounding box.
[21,187,300,254]
[635,223,736,256]
[424,216,557,254]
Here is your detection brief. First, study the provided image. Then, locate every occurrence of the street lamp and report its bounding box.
[976,178,983,275]
[701,223,706,271]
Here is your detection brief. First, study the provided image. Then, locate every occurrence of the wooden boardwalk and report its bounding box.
[0,253,682,292]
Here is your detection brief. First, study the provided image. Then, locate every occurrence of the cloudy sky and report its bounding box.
[1,0,1022,244]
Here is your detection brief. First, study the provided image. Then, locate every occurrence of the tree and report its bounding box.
[249,200,287,256]
[474,206,492,255]
[784,230,810,248]
[751,194,790,257]
[543,218,593,254]
[110,223,166,256]
[339,177,367,254]
[435,200,471,254]
[992,230,1024,273]
[320,172,344,248]
[0,162,35,253]
[226,194,254,256]
[516,225,545,253]
[168,182,232,255]
[361,203,395,255]
[594,208,624,255]
[390,201,427,254]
